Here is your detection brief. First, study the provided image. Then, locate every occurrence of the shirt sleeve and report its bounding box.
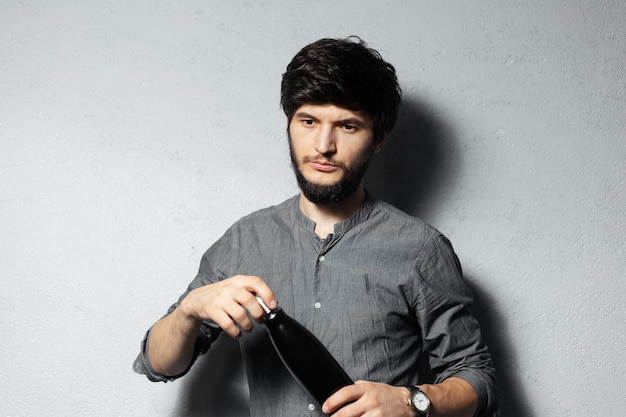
[133,228,237,382]
[132,307,221,382]
[414,234,498,417]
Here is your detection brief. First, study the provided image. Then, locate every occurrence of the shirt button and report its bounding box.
[308,403,316,411]
[319,255,325,262]
[314,302,321,309]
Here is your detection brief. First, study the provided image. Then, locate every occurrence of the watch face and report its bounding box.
[412,390,430,413]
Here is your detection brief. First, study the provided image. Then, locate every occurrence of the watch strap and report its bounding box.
[404,385,415,405]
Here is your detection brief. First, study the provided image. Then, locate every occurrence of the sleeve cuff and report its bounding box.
[132,327,212,383]
[436,369,499,417]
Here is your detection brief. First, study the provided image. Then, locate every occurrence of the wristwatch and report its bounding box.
[406,385,431,416]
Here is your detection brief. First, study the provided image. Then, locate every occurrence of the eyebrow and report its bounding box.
[294,112,370,128]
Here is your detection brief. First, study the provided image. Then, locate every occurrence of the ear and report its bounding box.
[373,132,389,152]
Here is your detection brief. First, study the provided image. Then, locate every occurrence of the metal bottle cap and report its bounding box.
[256,295,277,319]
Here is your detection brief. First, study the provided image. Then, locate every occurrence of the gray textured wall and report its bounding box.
[2,1,624,416]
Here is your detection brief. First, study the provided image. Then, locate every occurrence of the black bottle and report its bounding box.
[256,296,354,406]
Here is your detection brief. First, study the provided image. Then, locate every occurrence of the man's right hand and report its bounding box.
[178,275,277,338]
[147,275,276,376]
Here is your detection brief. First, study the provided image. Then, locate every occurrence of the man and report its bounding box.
[134,37,497,417]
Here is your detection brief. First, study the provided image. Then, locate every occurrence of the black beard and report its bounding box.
[288,136,373,206]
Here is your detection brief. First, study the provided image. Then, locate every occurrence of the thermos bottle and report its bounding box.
[256,296,354,406]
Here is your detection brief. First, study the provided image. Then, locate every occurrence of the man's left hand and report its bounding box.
[322,380,413,417]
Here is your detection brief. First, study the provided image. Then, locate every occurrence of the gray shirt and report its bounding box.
[134,195,497,416]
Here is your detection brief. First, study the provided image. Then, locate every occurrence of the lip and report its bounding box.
[309,161,338,172]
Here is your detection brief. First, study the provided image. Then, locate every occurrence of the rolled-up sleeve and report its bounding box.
[415,235,498,417]
[132,318,219,382]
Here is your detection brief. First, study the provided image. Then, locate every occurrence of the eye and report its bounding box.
[302,119,315,126]
[341,124,357,132]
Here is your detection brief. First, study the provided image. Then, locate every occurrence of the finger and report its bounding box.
[322,384,361,415]
[237,275,278,310]
[211,296,257,336]
[225,284,267,323]
[211,309,243,338]
[227,302,255,332]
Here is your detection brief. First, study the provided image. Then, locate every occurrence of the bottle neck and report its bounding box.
[256,296,280,320]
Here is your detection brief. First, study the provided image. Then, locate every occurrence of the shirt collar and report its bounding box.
[292,192,377,237]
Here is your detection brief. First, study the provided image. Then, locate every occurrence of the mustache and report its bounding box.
[302,155,348,170]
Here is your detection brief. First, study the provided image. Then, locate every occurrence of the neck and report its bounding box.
[299,186,367,238]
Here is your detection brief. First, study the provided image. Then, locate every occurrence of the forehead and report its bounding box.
[293,104,373,127]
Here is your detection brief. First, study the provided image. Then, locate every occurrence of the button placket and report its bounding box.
[314,245,327,313]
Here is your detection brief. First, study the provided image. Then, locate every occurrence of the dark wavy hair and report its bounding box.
[280,37,402,144]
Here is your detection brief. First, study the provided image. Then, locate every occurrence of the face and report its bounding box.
[288,104,377,206]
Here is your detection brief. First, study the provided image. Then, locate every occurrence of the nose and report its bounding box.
[314,125,336,155]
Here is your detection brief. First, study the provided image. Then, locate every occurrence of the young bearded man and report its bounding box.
[134,37,498,417]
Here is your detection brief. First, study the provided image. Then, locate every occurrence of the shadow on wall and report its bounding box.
[364,96,454,215]
[367,97,533,417]
[171,98,530,417]
[171,335,250,417]
[467,278,535,417]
